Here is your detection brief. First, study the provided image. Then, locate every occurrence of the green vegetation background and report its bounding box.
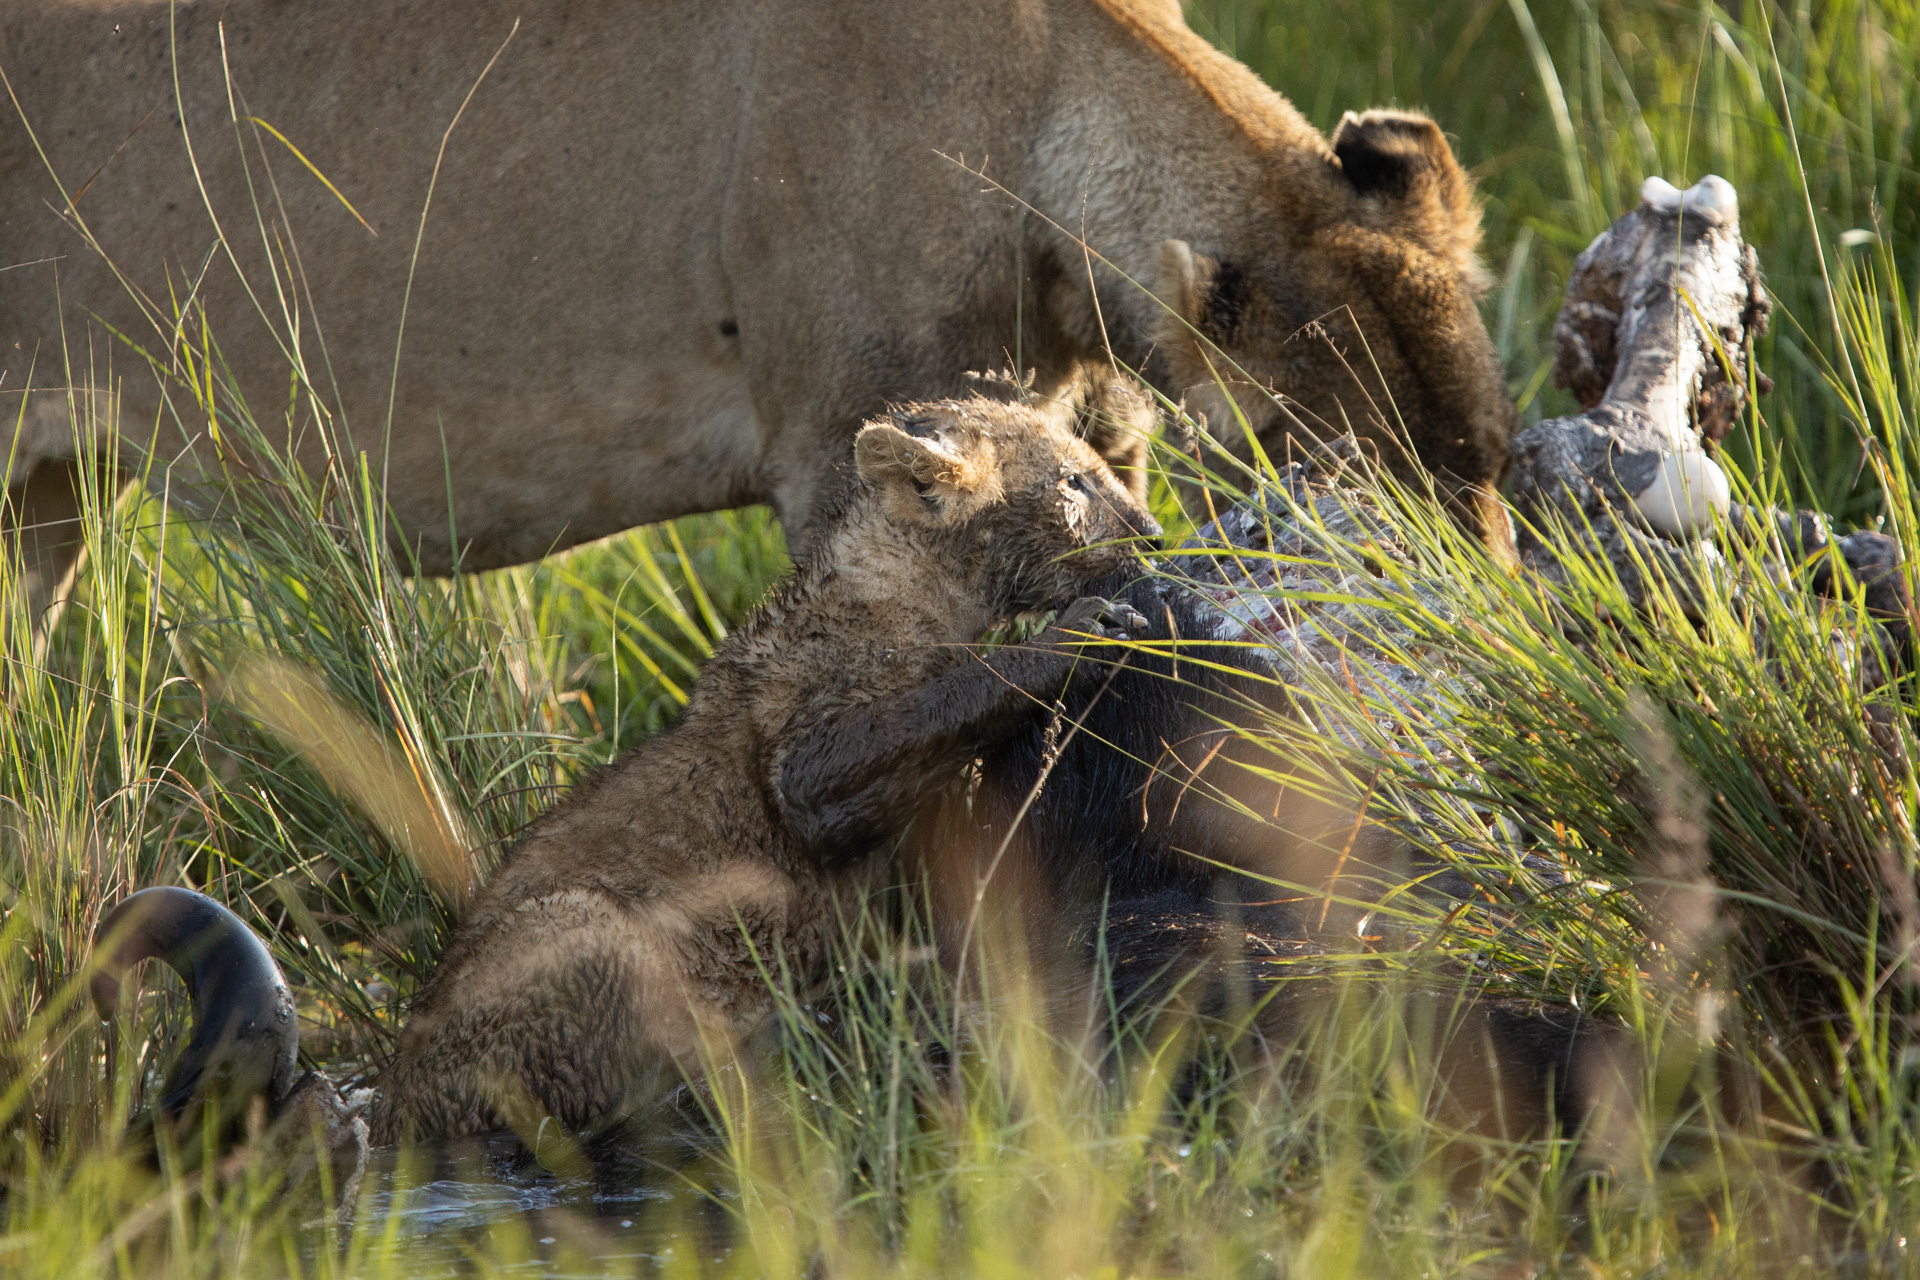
[4,0,1918,1275]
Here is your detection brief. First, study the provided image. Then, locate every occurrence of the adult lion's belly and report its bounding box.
[387,351,766,574]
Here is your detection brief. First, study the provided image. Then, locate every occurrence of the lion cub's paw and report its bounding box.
[1049,595,1150,644]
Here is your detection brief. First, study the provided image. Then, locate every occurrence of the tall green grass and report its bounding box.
[3,0,1919,1274]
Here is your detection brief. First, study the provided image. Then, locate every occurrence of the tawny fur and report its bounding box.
[371,397,1157,1142]
[1150,108,1514,548]
[4,0,1515,626]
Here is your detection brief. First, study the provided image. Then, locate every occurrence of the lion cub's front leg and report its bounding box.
[775,595,1149,861]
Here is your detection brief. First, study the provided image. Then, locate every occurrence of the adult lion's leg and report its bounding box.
[5,456,124,654]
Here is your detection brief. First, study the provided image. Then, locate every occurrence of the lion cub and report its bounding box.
[373,397,1158,1142]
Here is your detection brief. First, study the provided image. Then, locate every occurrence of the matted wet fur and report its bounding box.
[372,396,1158,1142]
[4,0,1515,631]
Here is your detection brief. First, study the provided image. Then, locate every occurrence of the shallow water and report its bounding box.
[341,1130,737,1275]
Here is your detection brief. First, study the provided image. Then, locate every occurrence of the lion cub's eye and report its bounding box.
[1063,473,1089,496]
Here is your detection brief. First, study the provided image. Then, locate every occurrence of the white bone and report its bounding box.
[1633,450,1730,537]
[1639,175,1738,229]
[1640,176,1684,213]
[1682,175,1737,228]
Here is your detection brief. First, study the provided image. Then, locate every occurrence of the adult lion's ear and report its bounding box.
[1332,109,1488,290]
[1153,239,1207,329]
[855,420,1000,520]
[1332,110,1453,199]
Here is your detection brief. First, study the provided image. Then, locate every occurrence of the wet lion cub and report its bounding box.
[374,397,1158,1142]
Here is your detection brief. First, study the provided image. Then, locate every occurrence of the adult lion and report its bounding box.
[3,0,1515,622]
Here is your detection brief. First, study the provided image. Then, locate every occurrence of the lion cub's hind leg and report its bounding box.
[375,912,673,1142]
[375,860,835,1144]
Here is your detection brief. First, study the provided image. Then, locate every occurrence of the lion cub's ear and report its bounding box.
[855,420,1002,522]
[1331,109,1488,290]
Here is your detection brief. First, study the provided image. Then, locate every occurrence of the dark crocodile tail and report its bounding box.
[91,887,299,1127]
